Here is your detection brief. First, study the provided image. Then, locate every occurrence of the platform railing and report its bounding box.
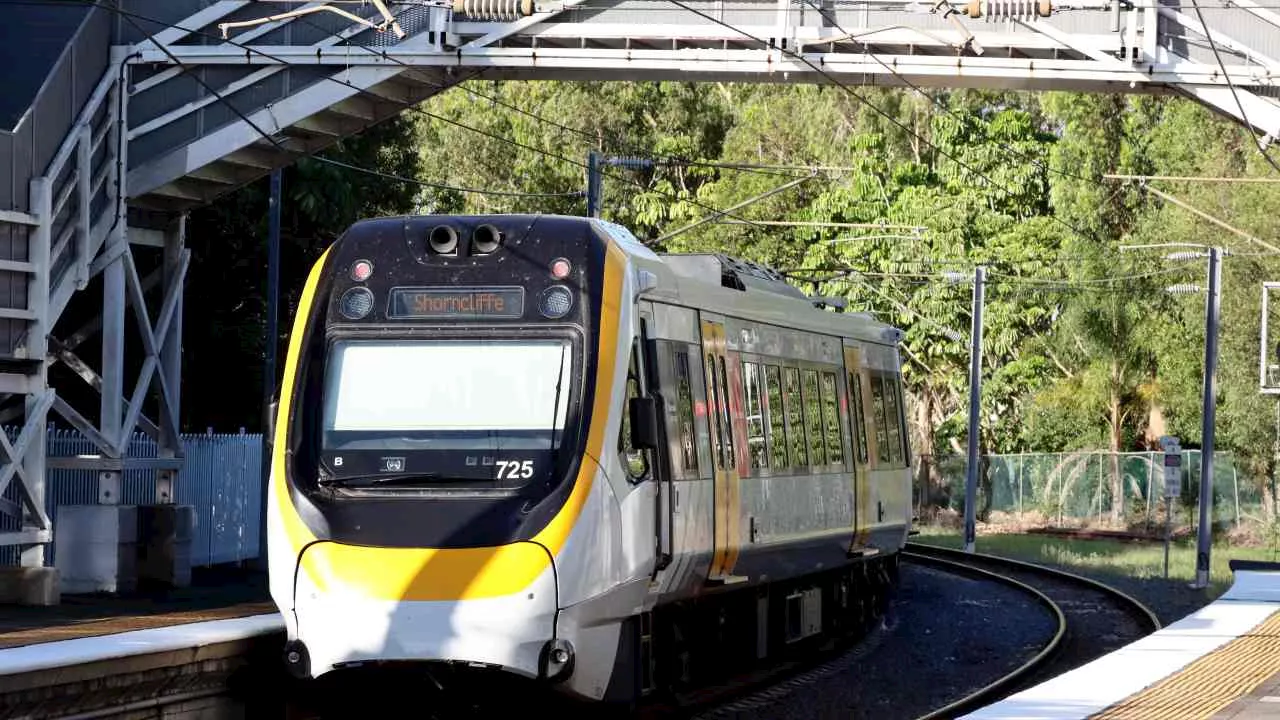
[0,426,263,569]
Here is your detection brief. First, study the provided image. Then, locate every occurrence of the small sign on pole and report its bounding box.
[1162,443,1182,499]
[1260,282,1280,394]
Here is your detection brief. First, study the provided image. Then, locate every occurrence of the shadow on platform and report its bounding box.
[0,563,272,649]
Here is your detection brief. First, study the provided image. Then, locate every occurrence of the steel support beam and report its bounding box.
[18,175,53,569]
[117,0,1280,212]
[156,215,186,505]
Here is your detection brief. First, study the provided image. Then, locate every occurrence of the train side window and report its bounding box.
[895,376,912,465]
[673,349,698,475]
[765,365,788,469]
[871,372,891,464]
[783,367,807,467]
[742,361,767,469]
[802,369,826,467]
[848,371,868,465]
[706,353,724,469]
[821,371,843,468]
[718,356,735,468]
[619,346,649,480]
[883,374,904,466]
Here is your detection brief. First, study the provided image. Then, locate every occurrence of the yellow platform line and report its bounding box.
[1090,609,1280,720]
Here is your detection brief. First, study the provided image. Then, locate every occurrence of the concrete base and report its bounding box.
[137,504,193,589]
[54,505,137,594]
[0,567,59,605]
[53,504,195,596]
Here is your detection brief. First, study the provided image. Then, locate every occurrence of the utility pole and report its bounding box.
[1193,246,1222,589]
[963,265,986,554]
[586,153,657,218]
[257,168,282,568]
[586,151,602,218]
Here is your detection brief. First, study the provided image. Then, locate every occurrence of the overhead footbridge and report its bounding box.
[0,0,1273,596]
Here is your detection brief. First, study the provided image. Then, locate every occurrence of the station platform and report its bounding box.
[962,560,1280,720]
[0,564,275,649]
[0,564,286,718]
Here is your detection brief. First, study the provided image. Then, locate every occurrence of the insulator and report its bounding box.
[964,0,1052,20]
[606,155,656,170]
[452,0,534,20]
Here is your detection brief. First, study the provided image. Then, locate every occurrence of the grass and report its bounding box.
[910,525,1280,597]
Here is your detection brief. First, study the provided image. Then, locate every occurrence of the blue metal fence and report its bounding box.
[0,426,263,567]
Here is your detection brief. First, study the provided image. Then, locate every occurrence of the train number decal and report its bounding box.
[496,459,534,479]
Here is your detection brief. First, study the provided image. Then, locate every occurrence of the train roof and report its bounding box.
[588,217,905,348]
[337,213,905,348]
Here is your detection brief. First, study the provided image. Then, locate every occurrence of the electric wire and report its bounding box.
[1186,0,1280,175]
[255,9,810,181]
[790,0,1112,193]
[659,0,1100,247]
[12,0,778,236]
[5,1,580,200]
[17,0,1276,253]
[308,154,583,197]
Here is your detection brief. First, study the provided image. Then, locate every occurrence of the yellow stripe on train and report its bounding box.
[270,238,626,602]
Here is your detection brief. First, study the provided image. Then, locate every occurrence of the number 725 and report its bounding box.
[496,460,534,479]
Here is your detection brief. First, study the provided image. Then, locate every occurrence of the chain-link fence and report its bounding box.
[915,451,1265,532]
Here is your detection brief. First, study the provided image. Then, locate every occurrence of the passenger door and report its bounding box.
[700,317,744,584]
[843,345,876,556]
[639,309,674,576]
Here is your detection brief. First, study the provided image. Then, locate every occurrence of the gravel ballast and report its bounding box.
[694,563,1058,720]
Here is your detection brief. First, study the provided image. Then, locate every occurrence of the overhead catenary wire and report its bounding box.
[660,0,1100,248]
[244,9,812,182]
[20,0,779,238]
[50,0,1090,244]
[789,0,1114,194]
[308,155,584,197]
[1186,0,1280,175]
[24,0,1275,254]
[0,1,579,201]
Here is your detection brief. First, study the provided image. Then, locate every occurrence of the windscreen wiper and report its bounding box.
[318,472,448,487]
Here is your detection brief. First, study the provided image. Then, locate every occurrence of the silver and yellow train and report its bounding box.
[267,213,912,706]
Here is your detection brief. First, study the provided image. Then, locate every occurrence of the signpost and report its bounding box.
[1160,436,1182,579]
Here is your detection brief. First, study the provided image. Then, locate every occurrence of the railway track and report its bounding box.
[904,542,1162,720]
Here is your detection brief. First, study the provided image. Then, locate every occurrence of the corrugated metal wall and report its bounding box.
[0,426,263,568]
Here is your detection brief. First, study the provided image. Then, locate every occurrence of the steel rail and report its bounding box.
[903,541,1163,720]
[905,542,1163,632]
[903,550,1067,720]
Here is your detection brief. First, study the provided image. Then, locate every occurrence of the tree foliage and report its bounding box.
[173,77,1280,519]
[179,115,421,432]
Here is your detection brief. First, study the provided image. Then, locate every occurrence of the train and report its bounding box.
[265,213,913,707]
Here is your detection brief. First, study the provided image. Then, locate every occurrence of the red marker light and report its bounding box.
[351,260,373,282]
[550,258,572,280]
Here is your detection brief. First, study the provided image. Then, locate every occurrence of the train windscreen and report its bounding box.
[320,338,573,453]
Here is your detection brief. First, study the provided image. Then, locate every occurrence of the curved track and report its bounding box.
[904,542,1162,720]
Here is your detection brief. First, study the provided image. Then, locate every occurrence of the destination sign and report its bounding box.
[387,286,525,319]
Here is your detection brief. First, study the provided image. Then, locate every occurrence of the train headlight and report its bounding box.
[350,259,373,282]
[550,258,572,280]
[539,638,575,683]
[339,287,374,320]
[538,285,573,319]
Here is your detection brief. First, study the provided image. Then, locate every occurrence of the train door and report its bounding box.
[639,307,674,577]
[843,345,875,556]
[700,317,744,584]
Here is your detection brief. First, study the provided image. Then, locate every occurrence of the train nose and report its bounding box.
[290,540,561,681]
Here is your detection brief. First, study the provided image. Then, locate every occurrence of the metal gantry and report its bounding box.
[0,0,1272,594]
[120,0,1280,211]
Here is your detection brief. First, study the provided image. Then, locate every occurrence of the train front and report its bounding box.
[266,214,616,688]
